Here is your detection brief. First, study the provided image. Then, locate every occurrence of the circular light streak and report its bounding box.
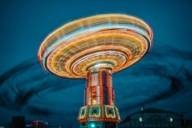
[38,14,153,78]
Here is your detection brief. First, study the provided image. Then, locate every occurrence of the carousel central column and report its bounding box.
[85,68,114,106]
[79,67,120,128]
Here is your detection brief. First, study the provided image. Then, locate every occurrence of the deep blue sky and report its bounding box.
[0,0,192,127]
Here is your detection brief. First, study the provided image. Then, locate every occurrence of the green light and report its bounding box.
[90,123,96,128]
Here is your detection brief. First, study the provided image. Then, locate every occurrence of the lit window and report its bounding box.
[169,117,173,122]
[139,117,143,122]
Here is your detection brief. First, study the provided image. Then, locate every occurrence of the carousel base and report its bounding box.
[80,121,118,128]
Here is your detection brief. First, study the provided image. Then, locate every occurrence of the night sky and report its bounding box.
[0,0,192,127]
